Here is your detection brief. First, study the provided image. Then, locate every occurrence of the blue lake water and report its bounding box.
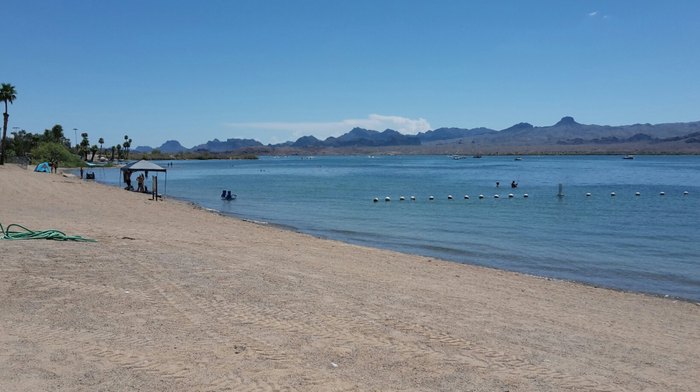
[87,155,700,301]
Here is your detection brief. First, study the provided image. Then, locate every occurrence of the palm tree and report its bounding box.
[125,138,132,160]
[0,83,18,165]
[89,145,99,162]
[98,137,104,158]
[80,132,90,161]
[123,135,131,160]
[121,135,133,160]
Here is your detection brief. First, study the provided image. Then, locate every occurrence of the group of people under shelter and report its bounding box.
[123,170,149,193]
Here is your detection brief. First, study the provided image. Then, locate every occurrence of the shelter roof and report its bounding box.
[120,160,167,172]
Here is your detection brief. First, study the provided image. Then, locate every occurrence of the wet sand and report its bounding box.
[1,164,698,391]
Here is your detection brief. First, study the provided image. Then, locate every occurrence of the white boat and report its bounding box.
[623,155,635,160]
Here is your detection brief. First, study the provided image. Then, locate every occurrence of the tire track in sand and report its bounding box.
[142,271,622,392]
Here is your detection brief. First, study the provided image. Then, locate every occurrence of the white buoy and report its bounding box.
[429,195,434,200]
[464,195,470,199]
[399,196,405,201]
[478,194,484,199]
[373,197,379,202]
[411,195,416,201]
[660,192,665,196]
[447,195,453,200]
[385,196,391,202]
[611,192,616,197]
[586,192,591,197]
[683,191,689,196]
[508,193,514,198]
[635,192,640,196]
[523,193,529,198]
[494,194,500,199]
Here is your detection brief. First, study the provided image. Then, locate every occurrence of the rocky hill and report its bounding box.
[191,138,263,152]
[135,117,700,155]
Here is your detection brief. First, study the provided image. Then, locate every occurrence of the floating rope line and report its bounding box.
[0,222,96,242]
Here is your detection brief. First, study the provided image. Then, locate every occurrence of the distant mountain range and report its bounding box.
[135,138,262,153]
[133,117,700,155]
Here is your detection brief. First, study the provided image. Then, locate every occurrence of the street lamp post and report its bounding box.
[73,128,78,149]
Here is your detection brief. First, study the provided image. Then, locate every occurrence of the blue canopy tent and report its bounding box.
[34,162,51,173]
[119,160,167,199]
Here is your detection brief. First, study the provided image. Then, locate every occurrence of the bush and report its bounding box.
[31,142,82,166]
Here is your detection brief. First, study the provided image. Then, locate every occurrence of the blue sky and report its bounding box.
[5,1,700,148]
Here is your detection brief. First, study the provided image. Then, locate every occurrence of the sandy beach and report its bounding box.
[0,164,698,391]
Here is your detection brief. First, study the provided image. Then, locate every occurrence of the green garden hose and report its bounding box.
[0,222,96,242]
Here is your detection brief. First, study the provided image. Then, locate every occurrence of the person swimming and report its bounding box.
[511,181,518,188]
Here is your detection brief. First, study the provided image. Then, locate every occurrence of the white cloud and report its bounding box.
[588,11,610,19]
[224,114,432,143]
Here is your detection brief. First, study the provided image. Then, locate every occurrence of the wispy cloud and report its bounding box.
[588,10,610,19]
[224,114,432,142]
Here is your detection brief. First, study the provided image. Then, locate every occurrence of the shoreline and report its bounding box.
[2,164,699,391]
[80,164,700,304]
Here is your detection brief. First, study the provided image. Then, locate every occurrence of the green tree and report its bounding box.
[98,137,104,157]
[10,129,40,158]
[125,139,132,159]
[123,135,133,160]
[42,124,70,147]
[31,142,80,166]
[0,83,18,165]
[79,132,90,160]
[110,145,116,161]
[89,145,99,161]
[116,144,122,160]
[51,124,63,143]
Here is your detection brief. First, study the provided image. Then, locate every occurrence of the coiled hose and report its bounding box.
[0,222,96,242]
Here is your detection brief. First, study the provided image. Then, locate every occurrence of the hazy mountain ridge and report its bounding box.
[134,117,700,154]
[324,128,421,147]
[191,138,263,152]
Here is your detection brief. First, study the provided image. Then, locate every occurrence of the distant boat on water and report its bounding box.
[514,157,523,161]
[623,155,635,160]
[451,155,467,160]
[85,161,108,167]
[473,154,482,158]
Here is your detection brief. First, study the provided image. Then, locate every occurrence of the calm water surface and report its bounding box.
[90,155,700,301]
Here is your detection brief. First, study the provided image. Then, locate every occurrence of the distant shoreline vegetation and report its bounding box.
[133,150,259,161]
[136,149,699,161]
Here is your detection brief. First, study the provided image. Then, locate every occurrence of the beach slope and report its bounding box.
[1,165,698,391]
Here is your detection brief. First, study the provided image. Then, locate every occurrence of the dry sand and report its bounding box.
[1,164,698,391]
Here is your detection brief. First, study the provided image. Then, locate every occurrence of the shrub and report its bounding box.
[31,142,82,166]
